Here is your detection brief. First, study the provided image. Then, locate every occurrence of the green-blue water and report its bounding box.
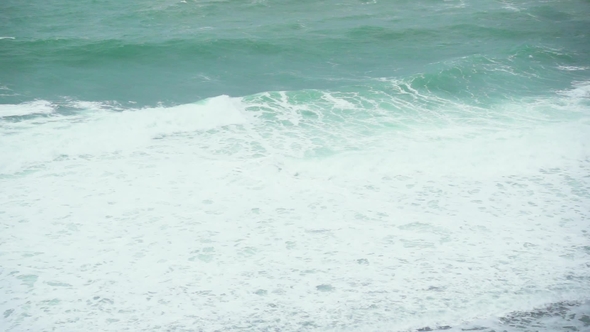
[2,0,589,106]
[1,1,590,331]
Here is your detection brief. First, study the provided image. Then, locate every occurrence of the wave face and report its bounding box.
[1,0,589,104]
[1,0,590,331]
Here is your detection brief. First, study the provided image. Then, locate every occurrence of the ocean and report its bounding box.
[1,0,589,331]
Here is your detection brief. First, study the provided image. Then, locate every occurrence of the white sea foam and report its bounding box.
[0,95,247,175]
[500,1,521,12]
[0,100,55,117]
[0,85,589,331]
[558,81,590,99]
[557,65,590,71]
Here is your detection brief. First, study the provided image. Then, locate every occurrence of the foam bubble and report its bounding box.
[557,65,590,71]
[0,100,55,117]
[558,81,590,99]
[0,95,248,174]
[0,84,589,331]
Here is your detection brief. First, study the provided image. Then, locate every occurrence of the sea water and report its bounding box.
[1,0,589,331]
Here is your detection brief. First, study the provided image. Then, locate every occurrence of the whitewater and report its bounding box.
[1,0,590,331]
[1,81,589,331]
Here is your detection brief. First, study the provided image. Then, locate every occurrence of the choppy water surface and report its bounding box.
[1,0,589,331]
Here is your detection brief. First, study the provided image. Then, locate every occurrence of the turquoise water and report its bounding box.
[1,1,590,331]
[2,0,589,105]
